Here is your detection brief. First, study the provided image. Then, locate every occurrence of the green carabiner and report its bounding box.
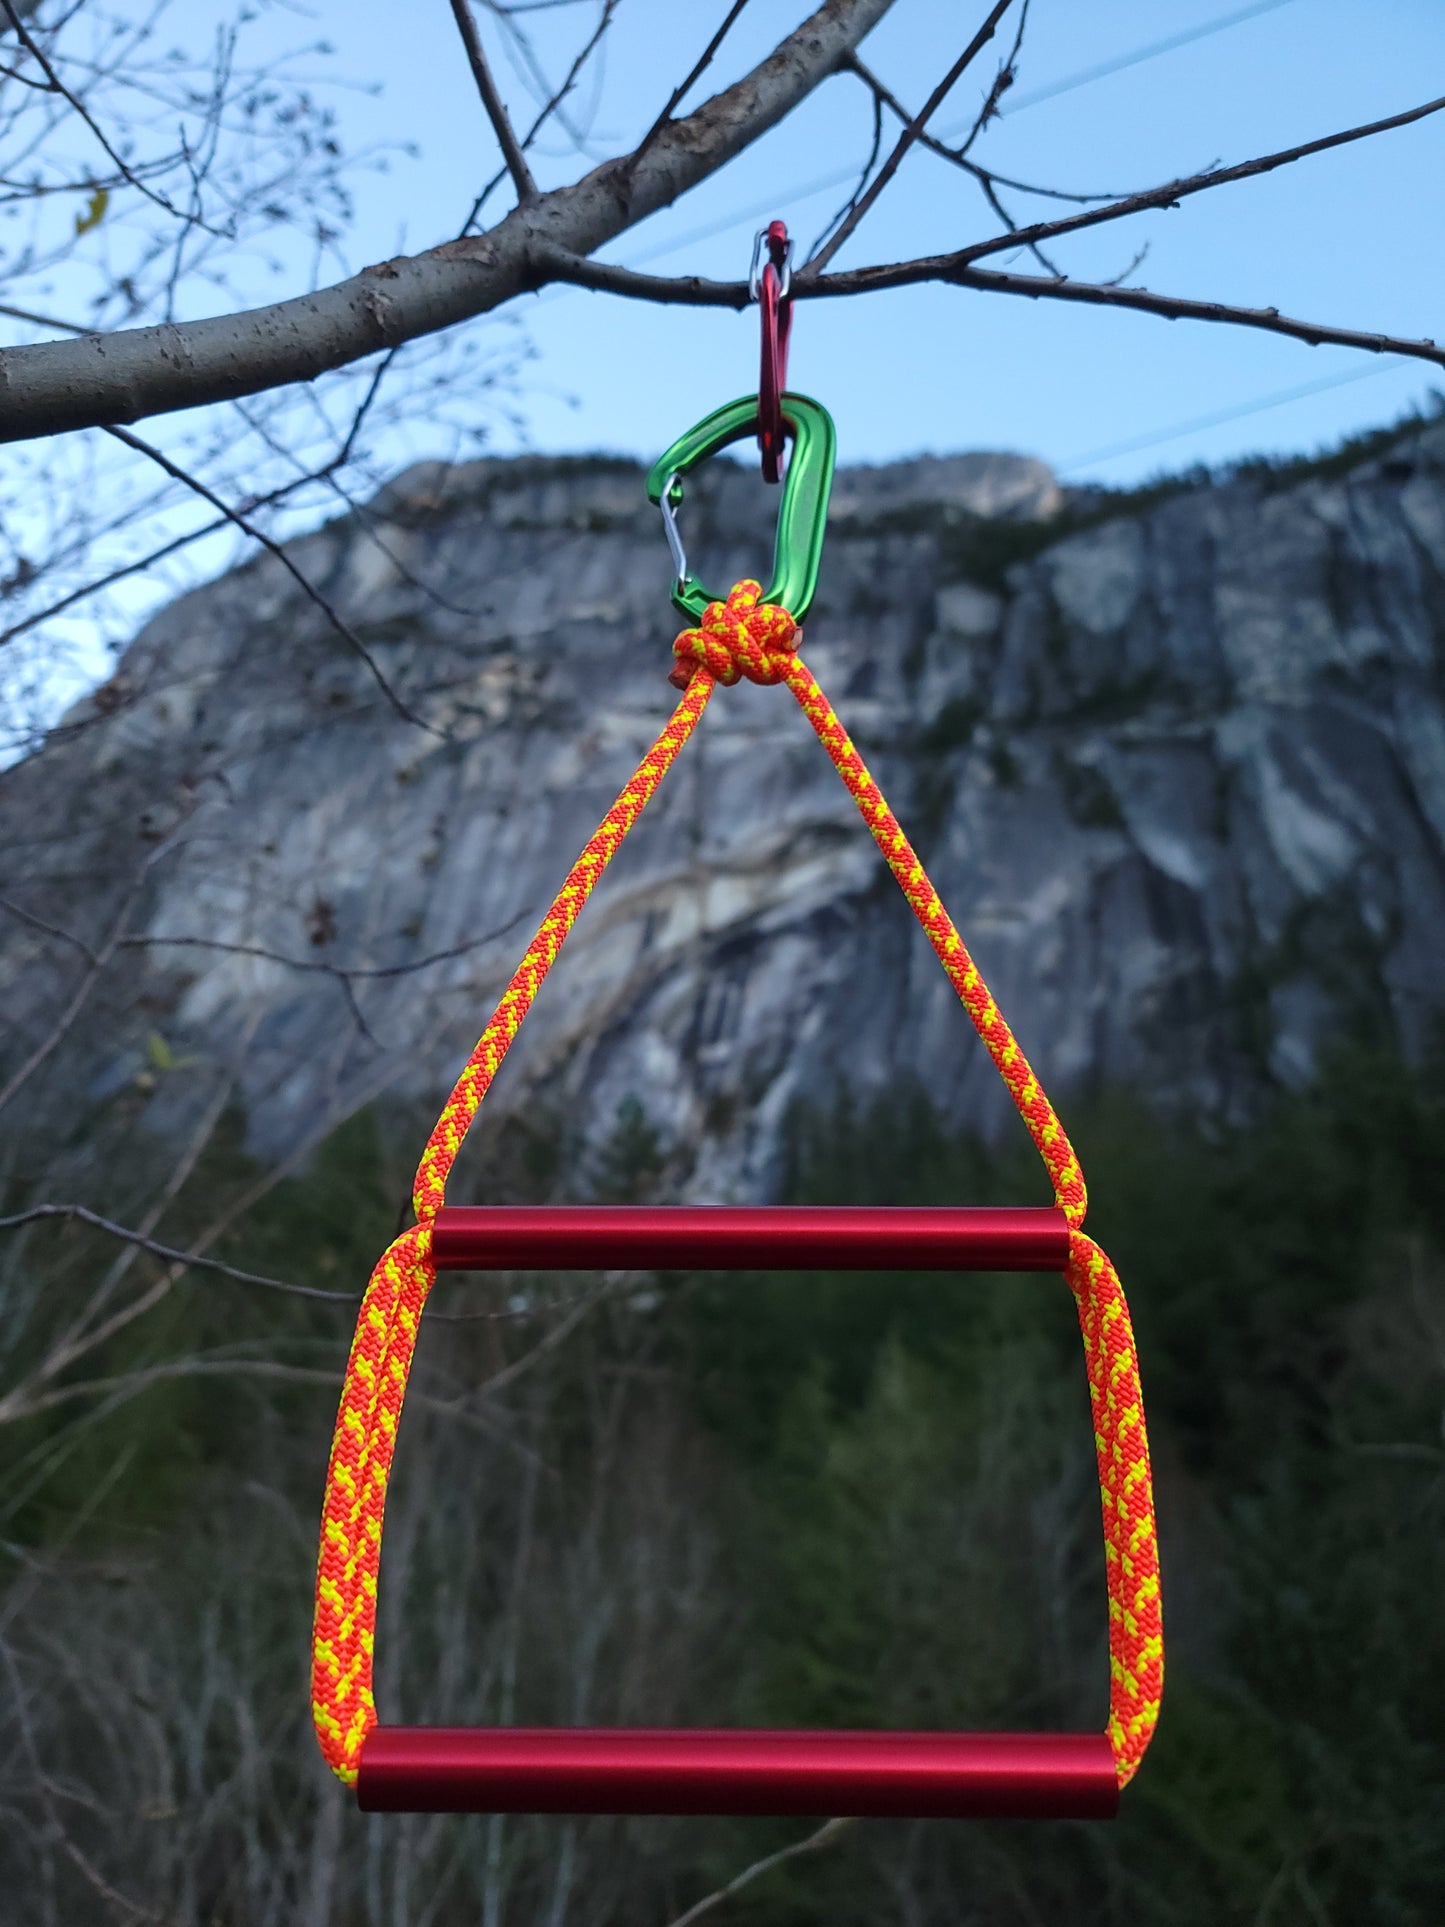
[645,392,836,624]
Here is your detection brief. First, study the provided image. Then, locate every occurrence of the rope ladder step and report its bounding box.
[361,1205,1114,1818]
[357,1728,1120,1819]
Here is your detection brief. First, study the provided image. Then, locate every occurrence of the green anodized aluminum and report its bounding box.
[645,392,837,624]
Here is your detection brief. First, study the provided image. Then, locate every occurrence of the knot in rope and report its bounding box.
[670,579,799,689]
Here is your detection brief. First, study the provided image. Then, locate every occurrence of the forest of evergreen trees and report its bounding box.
[4,1042,1442,1922]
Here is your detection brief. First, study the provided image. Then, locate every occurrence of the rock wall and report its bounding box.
[3,424,1443,1197]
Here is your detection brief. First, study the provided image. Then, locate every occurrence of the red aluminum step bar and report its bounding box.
[431,1204,1070,1273]
[383,1203,1103,1819]
[357,1727,1118,1818]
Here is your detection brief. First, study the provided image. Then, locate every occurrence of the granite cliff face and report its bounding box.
[3,422,1444,1196]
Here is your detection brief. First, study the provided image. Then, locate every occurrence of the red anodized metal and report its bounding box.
[756,218,792,483]
[356,1727,1119,1820]
[377,1202,1104,1820]
[430,1204,1070,1273]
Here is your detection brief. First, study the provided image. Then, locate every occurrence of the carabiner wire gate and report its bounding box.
[748,221,793,302]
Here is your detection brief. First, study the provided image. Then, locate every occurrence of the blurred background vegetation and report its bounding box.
[3,1038,1442,1922]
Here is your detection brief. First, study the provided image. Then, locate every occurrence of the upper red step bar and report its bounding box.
[431,1205,1070,1273]
[357,1726,1118,1819]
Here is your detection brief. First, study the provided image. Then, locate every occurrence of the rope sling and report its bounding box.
[310,568,1164,1810]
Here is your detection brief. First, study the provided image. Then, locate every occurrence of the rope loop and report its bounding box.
[312,584,1162,1795]
[670,578,798,689]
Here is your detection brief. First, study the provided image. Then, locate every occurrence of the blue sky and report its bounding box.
[4,0,1444,745]
[306,0,1445,484]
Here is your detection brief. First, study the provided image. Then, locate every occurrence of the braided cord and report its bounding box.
[780,649,1161,1785]
[313,671,716,1782]
[312,581,1162,1791]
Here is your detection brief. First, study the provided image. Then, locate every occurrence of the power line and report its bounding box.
[994,0,1301,119]
[1059,357,1418,473]
[622,168,868,269]
[619,0,1307,274]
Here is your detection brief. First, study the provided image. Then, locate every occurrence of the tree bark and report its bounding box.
[0,0,897,444]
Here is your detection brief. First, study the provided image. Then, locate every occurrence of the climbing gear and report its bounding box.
[646,391,835,623]
[750,219,793,483]
[313,393,1163,1820]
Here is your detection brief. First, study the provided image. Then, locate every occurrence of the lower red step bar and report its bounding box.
[357,1727,1118,1819]
[431,1205,1069,1273]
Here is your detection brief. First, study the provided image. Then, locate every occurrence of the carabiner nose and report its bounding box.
[645,393,836,625]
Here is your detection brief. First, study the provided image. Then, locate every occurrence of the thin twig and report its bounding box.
[848,36,1063,269]
[0,892,96,963]
[0,299,90,336]
[460,0,619,233]
[844,52,1134,205]
[951,0,1030,162]
[0,1202,615,1331]
[809,81,884,263]
[0,852,163,1117]
[17,1033,253,1394]
[450,0,539,204]
[102,424,438,735]
[453,1280,619,1400]
[846,47,1076,271]
[952,89,1445,269]
[633,0,753,162]
[119,912,529,990]
[806,0,1018,272]
[664,1818,854,1927]
[0,0,220,233]
[6,1356,347,1423]
[1,357,399,652]
[845,257,1445,363]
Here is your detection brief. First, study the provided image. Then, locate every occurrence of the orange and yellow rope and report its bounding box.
[312,581,1163,1790]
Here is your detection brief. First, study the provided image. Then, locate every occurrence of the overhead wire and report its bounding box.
[538,0,1418,475]
[993,0,1302,118]
[1059,357,1423,472]
[616,0,1306,271]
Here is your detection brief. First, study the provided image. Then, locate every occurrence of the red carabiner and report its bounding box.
[751,220,793,485]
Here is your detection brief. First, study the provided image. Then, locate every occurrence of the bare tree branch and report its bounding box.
[0,851,166,1118]
[102,424,438,734]
[806,0,1019,273]
[633,0,753,162]
[843,50,1140,237]
[4,21,1427,457]
[0,0,898,441]
[950,0,1030,162]
[0,1201,604,1327]
[0,299,89,336]
[0,892,96,963]
[534,247,1445,371]
[0,1203,358,1303]
[845,45,1110,277]
[461,0,620,232]
[808,76,884,263]
[952,89,1445,269]
[106,912,531,1046]
[0,0,221,233]
[449,0,539,205]
[832,257,1445,366]
[664,1818,854,1927]
[118,919,530,986]
[0,353,400,651]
